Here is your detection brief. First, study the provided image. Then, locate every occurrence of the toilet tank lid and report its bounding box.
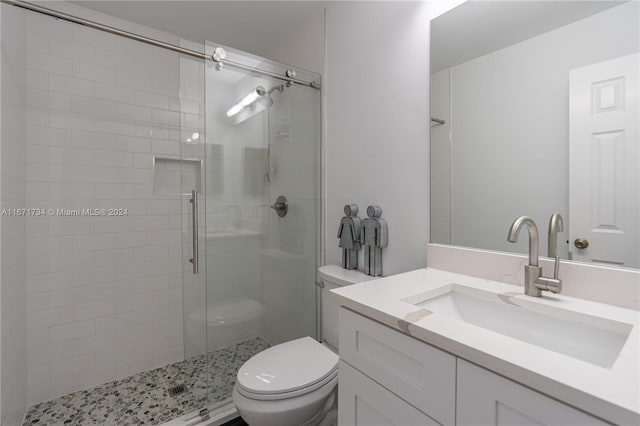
[236,337,338,396]
[318,265,376,287]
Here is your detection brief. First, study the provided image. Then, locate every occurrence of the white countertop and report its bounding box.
[330,267,640,425]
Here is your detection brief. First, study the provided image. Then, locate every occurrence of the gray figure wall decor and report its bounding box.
[337,204,362,269]
[361,205,388,276]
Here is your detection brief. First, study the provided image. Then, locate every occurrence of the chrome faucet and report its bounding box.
[507,216,562,297]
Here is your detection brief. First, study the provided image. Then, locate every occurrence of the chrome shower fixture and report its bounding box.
[226,86,267,117]
[268,84,284,94]
[257,85,284,108]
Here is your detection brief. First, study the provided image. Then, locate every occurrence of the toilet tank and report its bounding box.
[318,265,376,350]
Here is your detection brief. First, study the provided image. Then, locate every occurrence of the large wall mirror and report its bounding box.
[430,1,639,269]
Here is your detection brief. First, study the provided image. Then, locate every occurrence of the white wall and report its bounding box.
[441,2,639,256]
[325,2,432,276]
[0,4,28,424]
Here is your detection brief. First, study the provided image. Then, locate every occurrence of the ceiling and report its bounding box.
[71,1,326,69]
[431,1,627,72]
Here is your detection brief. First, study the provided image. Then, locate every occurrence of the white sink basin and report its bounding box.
[403,284,632,368]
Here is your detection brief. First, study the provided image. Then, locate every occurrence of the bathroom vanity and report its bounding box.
[331,268,639,425]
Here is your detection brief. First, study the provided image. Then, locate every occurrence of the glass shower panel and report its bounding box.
[202,42,321,411]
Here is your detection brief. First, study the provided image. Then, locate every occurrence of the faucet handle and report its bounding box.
[538,212,563,294]
[536,275,562,294]
[534,253,562,294]
[536,254,562,294]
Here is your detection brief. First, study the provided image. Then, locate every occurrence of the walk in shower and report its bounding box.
[0,2,321,425]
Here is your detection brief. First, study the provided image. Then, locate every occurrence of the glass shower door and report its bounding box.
[200,42,322,415]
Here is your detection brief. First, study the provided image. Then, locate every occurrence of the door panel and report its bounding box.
[569,53,639,267]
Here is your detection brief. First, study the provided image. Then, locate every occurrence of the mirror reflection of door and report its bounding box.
[569,53,639,268]
[430,1,639,270]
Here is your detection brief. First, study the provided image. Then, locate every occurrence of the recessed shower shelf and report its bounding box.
[153,156,202,196]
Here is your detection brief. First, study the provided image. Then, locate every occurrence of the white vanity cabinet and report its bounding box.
[456,359,608,426]
[338,308,609,426]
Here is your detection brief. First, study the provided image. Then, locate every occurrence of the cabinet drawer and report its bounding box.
[339,361,440,426]
[339,308,455,425]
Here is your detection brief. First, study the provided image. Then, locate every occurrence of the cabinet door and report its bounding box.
[456,360,607,426]
[339,308,456,424]
[339,361,441,426]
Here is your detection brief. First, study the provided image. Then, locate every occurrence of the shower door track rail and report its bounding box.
[1,0,321,89]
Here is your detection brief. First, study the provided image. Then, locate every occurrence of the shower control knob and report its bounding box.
[212,47,227,62]
[270,195,288,218]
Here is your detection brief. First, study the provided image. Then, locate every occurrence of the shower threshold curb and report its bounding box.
[161,402,238,426]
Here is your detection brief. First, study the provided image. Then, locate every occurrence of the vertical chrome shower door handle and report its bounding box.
[189,189,199,274]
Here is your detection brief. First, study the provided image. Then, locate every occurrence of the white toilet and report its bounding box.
[232,265,373,426]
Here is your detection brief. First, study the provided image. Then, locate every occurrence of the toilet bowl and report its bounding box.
[233,337,338,426]
[232,265,375,426]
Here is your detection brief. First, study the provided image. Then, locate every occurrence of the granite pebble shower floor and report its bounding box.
[22,337,269,426]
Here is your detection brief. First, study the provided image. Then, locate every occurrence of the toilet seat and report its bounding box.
[236,337,338,401]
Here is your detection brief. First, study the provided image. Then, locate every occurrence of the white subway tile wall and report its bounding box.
[21,7,204,405]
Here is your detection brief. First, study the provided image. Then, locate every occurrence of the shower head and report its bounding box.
[257,85,284,108]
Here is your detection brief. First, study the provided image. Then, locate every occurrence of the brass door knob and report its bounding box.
[574,238,589,249]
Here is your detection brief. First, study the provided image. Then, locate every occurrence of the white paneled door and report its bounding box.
[569,53,639,268]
